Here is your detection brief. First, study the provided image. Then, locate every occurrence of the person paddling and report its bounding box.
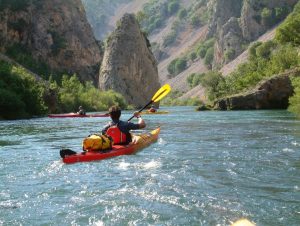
[102,105,146,145]
[77,106,86,115]
[148,104,157,113]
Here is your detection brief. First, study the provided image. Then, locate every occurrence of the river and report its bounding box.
[0,106,299,225]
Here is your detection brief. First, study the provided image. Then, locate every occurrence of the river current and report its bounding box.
[0,106,299,225]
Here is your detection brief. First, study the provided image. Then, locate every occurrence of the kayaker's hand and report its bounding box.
[133,111,141,118]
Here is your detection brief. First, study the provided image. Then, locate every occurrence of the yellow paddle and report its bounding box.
[128,84,171,121]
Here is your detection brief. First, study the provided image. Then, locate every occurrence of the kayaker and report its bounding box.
[102,105,146,144]
[77,106,86,115]
[149,104,157,113]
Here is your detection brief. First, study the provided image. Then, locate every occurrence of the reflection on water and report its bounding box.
[0,107,299,225]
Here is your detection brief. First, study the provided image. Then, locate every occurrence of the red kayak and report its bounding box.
[60,128,160,164]
[48,113,109,118]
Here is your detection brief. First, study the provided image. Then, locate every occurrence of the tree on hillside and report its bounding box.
[288,77,300,117]
[275,1,300,46]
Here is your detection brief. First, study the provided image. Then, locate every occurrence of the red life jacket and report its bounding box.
[106,125,127,145]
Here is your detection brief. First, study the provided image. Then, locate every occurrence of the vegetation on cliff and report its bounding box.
[0,60,47,119]
[288,77,300,116]
[0,60,127,120]
[136,0,181,35]
[193,1,300,113]
[5,44,53,80]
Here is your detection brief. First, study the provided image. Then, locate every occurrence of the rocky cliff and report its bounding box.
[99,13,160,108]
[211,0,298,66]
[214,68,300,110]
[0,0,102,83]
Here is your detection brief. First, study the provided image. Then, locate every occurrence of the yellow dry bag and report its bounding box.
[82,134,113,152]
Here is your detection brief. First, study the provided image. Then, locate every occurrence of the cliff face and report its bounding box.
[0,0,102,83]
[99,14,160,108]
[214,69,300,110]
[240,0,297,41]
[210,0,298,66]
[207,0,243,39]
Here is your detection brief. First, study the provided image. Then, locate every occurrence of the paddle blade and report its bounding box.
[152,84,171,102]
[231,219,255,226]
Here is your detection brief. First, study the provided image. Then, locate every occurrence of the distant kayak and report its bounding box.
[141,111,169,115]
[60,127,160,164]
[48,113,109,118]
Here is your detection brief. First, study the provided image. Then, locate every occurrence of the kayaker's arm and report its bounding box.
[134,111,146,129]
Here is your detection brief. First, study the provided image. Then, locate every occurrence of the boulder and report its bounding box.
[214,69,300,110]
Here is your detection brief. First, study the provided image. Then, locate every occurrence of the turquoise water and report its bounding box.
[0,107,299,225]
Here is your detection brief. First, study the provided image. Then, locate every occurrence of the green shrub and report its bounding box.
[204,47,214,67]
[187,73,205,88]
[49,31,67,55]
[275,6,289,21]
[138,0,178,34]
[262,6,292,27]
[224,48,236,62]
[163,31,177,47]
[249,42,262,59]
[261,7,273,26]
[199,71,224,100]
[167,59,177,76]
[196,38,215,59]
[178,8,187,19]
[288,77,300,117]
[167,57,187,77]
[190,15,201,28]
[189,52,197,61]
[175,58,187,74]
[197,47,207,59]
[136,11,146,24]
[255,40,277,59]
[0,60,47,119]
[275,1,300,46]
[168,1,180,15]
[57,74,127,113]
[268,44,299,75]
[5,43,52,80]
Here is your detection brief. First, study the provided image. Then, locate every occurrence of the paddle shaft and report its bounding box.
[128,100,153,121]
[128,87,170,121]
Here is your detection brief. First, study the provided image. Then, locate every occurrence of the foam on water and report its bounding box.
[0,108,300,225]
[143,160,161,169]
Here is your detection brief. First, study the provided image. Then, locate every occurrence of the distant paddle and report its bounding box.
[128,84,171,121]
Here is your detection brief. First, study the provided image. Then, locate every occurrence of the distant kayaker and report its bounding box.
[149,104,157,113]
[102,105,146,145]
[77,106,86,115]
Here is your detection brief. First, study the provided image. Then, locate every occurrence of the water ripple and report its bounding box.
[0,108,300,225]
